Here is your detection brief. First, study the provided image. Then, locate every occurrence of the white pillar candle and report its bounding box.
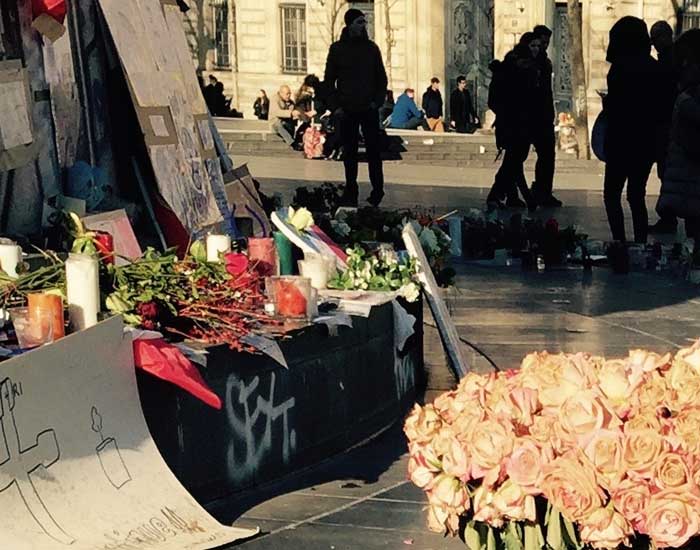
[0,242,22,278]
[66,253,100,331]
[206,234,231,262]
[298,258,329,290]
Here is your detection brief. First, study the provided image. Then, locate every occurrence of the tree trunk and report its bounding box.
[383,0,395,88]
[566,0,590,159]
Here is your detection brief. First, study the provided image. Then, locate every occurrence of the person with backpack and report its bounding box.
[486,33,540,211]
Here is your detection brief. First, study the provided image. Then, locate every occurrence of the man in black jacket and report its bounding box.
[324,8,388,207]
[422,77,444,132]
[449,76,477,133]
[530,25,562,207]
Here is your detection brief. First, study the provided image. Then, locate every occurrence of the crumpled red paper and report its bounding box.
[133,338,222,410]
[32,0,67,24]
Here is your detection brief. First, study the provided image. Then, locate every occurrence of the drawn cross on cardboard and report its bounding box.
[0,378,75,545]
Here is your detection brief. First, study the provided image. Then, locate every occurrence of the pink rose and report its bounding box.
[506,438,545,495]
[408,451,440,489]
[622,429,667,479]
[492,480,536,522]
[442,440,470,482]
[404,404,442,446]
[556,390,619,449]
[671,407,700,455]
[427,474,470,512]
[426,504,460,535]
[674,342,700,374]
[654,451,692,490]
[644,489,700,548]
[583,429,625,491]
[596,359,638,418]
[541,453,604,523]
[579,506,633,549]
[468,419,514,487]
[611,478,652,530]
[472,486,505,528]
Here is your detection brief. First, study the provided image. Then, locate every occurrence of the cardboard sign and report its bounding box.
[0,317,257,549]
[224,164,271,238]
[402,223,468,379]
[82,209,142,265]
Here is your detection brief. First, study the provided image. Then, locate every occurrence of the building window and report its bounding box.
[682,0,700,31]
[280,4,307,74]
[213,1,230,68]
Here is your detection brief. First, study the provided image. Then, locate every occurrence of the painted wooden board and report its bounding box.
[82,209,143,265]
[402,223,468,379]
[224,164,272,238]
[0,316,257,549]
[271,210,348,270]
[97,0,226,234]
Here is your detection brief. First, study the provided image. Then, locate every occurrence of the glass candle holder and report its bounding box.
[265,276,312,319]
[27,292,65,339]
[11,307,53,349]
[248,237,278,277]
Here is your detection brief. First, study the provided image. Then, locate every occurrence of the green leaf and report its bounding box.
[464,520,482,550]
[503,522,524,550]
[524,523,544,550]
[561,517,582,550]
[486,526,497,550]
[546,508,563,550]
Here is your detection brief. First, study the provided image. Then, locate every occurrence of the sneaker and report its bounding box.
[540,194,563,208]
[505,196,527,208]
[649,219,677,234]
[366,191,385,207]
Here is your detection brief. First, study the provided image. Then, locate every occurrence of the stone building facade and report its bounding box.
[183,0,494,120]
[495,0,678,130]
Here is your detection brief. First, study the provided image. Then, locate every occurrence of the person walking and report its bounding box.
[530,25,561,207]
[486,33,540,210]
[657,29,700,265]
[253,90,270,120]
[323,8,388,207]
[603,16,664,244]
[389,89,429,130]
[650,20,679,234]
[422,78,445,132]
[449,76,477,133]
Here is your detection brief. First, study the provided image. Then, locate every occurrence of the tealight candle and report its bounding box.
[0,242,22,278]
[65,253,100,331]
[206,234,231,262]
[298,257,330,290]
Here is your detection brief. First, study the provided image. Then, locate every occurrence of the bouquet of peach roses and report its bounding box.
[405,343,700,549]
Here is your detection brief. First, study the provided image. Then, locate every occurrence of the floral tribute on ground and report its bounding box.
[405,344,700,549]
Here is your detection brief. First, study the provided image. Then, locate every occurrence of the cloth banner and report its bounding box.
[0,317,256,549]
[133,337,222,410]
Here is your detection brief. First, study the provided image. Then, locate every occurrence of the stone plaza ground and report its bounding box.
[218,155,699,549]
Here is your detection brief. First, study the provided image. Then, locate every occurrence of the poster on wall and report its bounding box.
[97,0,228,234]
[0,316,258,549]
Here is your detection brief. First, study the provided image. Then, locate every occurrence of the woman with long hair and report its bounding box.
[253,89,270,120]
[603,16,663,244]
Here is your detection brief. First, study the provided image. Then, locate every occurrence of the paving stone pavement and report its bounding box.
[214,160,698,549]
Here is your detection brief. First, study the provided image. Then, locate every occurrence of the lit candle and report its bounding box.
[27,292,65,339]
[0,242,22,278]
[206,234,231,262]
[65,253,100,331]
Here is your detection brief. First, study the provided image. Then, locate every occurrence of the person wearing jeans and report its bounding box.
[389,89,429,130]
[270,85,299,147]
[323,8,388,206]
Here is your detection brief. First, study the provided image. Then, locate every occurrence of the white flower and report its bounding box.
[288,206,315,231]
[399,282,420,303]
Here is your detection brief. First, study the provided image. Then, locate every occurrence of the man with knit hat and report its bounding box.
[324,8,388,207]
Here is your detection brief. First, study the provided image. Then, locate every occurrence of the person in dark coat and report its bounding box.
[449,75,477,133]
[379,90,395,126]
[486,33,541,210]
[324,8,388,207]
[603,16,664,244]
[657,29,700,262]
[253,89,270,120]
[422,77,444,132]
[530,25,561,207]
[650,20,679,234]
[203,75,219,114]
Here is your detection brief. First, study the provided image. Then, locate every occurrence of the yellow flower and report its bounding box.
[287,206,314,231]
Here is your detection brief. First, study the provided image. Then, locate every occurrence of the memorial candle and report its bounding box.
[27,292,65,339]
[66,253,100,331]
[0,242,22,278]
[206,234,231,262]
